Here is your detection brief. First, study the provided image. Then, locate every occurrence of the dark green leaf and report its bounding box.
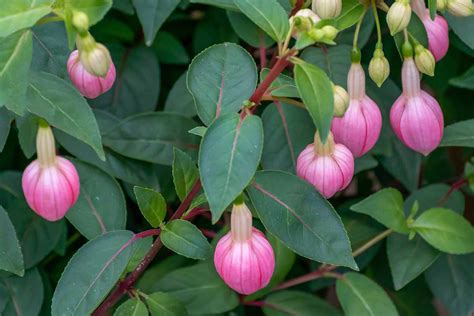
[336,272,399,316]
[161,220,211,260]
[125,237,152,273]
[26,71,105,160]
[66,160,127,240]
[411,207,474,254]
[351,188,408,234]
[153,32,190,64]
[134,186,166,228]
[445,14,474,50]
[260,69,300,98]
[173,149,199,201]
[52,231,135,315]
[132,0,180,46]
[354,155,378,174]
[0,108,13,152]
[136,255,189,293]
[0,171,22,209]
[0,206,23,276]
[294,60,334,141]
[103,112,199,165]
[394,14,428,57]
[154,263,239,314]
[164,72,196,117]
[440,119,474,147]
[199,113,263,222]
[233,0,289,42]
[114,298,148,316]
[187,43,257,126]
[145,292,188,316]
[336,0,365,30]
[263,291,342,316]
[449,65,474,90]
[247,171,357,269]
[0,1,52,38]
[1,268,43,316]
[227,11,275,48]
[190,0,238,10]
[261,102,315,173]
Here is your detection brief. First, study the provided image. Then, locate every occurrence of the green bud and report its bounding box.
[368,48,390,87]
[77,34,111,77]
[322,25,338,41]
[72,11,89,36]
[401,40,414,58]
[386,0,412,35]
[333,85,349,117]
[414,44,435,76]
[446,0,474,16]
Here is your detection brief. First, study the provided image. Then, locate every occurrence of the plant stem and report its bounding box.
[353,9,368,49]
[371,0,382,44]
[270,229,392,291]
[438,178,467,206]
[290,0,305,16]
[93,180,202,315]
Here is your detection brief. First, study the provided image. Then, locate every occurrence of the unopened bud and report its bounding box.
[312,0,342,19]
[333,85,349,117]
[77,34,112,77]
[322,25,338,40]
[446,0,474,16]
[368,47,390,87]
[291,9,321,33]
[72,11,89,35]
[386,0,412,35]
[437,0,448,9]
[414,44,435,76]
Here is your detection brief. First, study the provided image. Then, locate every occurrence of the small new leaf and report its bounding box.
[134,186,166,228]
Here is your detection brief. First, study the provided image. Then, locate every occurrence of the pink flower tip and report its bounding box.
[67,50,116,99]
[214,203,275,294]
[296,133,354,198]
[22,157,80,221]
[423,14,449,61]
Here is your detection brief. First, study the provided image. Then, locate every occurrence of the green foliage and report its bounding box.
[114,298,148,316]
[134,186,166,228]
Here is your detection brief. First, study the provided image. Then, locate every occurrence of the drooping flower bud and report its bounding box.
[67,50,116,99]
[22,123,80,222]
[307,25,339,45]
[291,9,321,34]
[386,0,412,35]
[333,84,349,117]
[411,0,449,61]
[296,132,354,198]
[75,33,112,77]
[312,0,342,19]
[368,46,390,87]
[445,0,474,16]
[331,63,382,157]
[390,58,444,155]
[214,202,275,295]
[414,44,435,76]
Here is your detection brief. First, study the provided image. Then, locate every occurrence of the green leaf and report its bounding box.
[1,268,43,316]
[261,102,315,173]
[164,72,196,117]
[188,126,207,137]
[0,206,23,276]
[354,155,378,174]
[247,171,357,269]
[125,237,152,273]
[52,231,135,316]
[0,30,32,114]
[0,108,13,152]
[411,207,474,254]
[91,46,160,118]
[187,43,257,126]
[161,220,211,260]
[294,60,334,141]
[260,69,300,98]
[449,65,474,90]
[336,0,365,30]
[173,149,199,201]
[428,0,436,19]
[145,292,188,316]
[227,11,275,48]
[26,71,105,160]
[440,119,474,147]
[263,291,342,316]
[245,234,296,301]
[301,45,352,87]
[425,253,474,316]
[66,160,127,240]
[154,263,239,314]
[394,14,428,57]
[7,201,63,269]
[199,113,263,222]
[136,255,189,293]
[113,0,135,14]
[102,112,199,165]
[350,188,408,234]
[190,0,238,10]
[153,32,190,64]
[336,273,399,316]
[134,186,166,228]
[132,0,180,46]
[0,0,53,38]
[233,0,289,42]
[0,171,22,210]
[114,298,148,316]
[445,14,474,50]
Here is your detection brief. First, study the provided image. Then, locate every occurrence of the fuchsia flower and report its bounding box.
[214,202,275,294]
[412,0,449,61]
[331,63,382,157]
[22,124,80,222]
[390,57,444,155]
[296,132,354,198]
[67,50,116,99]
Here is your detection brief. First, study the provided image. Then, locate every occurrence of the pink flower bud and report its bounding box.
[331,63,382,157]
[390,58,444,155]
[22,124,80,221]
[214,203,275,295]
[67,50,116,99]
[296,132,354,198]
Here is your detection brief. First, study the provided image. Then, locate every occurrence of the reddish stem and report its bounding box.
[271,265,336,291]
[290,0,304,16]
[243,301,267,307]
[438,177,467,206]
[93,180,202,315]
[259,34,267,69]
[200,228,217,238]
[184,207,209,221]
